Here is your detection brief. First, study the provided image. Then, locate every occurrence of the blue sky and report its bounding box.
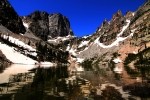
[8,0,145,37]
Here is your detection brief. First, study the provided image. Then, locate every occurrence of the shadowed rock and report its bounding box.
[22,11,73,40]
[0,0,25,34]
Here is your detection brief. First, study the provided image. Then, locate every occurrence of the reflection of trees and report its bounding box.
[30,66,69,99]
[135,54,150,83]
[124,47,150,82]
[0,66,77,99]
[9,73,33,83]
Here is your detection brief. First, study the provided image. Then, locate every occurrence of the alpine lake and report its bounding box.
[0,63,150,100]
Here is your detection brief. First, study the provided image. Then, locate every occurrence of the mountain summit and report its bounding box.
[22,11,73,40]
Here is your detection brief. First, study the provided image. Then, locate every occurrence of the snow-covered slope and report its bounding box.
[0,42,37,64]
[2,35,37,56]
[48,35,75,44]
[0,34,57,66]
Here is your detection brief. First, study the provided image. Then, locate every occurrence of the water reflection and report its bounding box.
[0,64,150,100]
[0,64,36,84]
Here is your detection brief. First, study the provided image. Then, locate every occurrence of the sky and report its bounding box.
[8,0,145,37]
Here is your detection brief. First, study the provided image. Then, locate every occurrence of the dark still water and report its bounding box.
[0,64,149,100]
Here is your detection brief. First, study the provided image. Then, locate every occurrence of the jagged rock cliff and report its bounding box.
[94,10,133,45]
[0,0,25,34]
[0,1,70,64]
[64,0,149,66]
[22,11,73,40]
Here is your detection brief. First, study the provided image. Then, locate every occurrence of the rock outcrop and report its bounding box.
[95,10,133,45]
[22,11,73,40]
[65,0,149,63]
[49,13,73,37]
[0,0,25,34]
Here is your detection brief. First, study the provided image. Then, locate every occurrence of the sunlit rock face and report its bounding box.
[22,12,73,40]
[64,0,150,75]
[94,10,134,45]
[0,0,26,34]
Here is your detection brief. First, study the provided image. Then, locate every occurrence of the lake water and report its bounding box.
[0,64,149,100]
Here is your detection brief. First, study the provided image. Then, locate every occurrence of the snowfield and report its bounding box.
[2,35,37,56]
[0,42,37,64]
[0,42,56,66]
[0,35,56,66]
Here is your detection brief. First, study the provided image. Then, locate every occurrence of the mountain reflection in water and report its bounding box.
[0,64,149,100]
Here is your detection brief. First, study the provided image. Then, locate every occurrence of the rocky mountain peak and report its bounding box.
[125,11,134,19]
[94,10,126,45]
[112,10,123,21]
[28,11,49,21]
[0,0,26,34]
[22,11,73,40]
[102,19,109,27]
[48,13,73,38]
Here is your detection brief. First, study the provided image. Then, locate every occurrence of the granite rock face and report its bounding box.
[95,10,132,45]
[66,0,149,61]
[22,11,73,40]
[48,13,73,37]
[0,0,25,34]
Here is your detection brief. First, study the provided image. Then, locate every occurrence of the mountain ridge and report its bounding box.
[22,11,73,40]
[0,0,149,68]
[0,0,26,34]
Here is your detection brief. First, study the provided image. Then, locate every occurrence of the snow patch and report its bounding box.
[129,29,136,37]
[82,35,91,39]
[66,45,70,51]
[117,20,130,37]
[66,45,77,56]
[132,12,135,16]
[2,35,37,56]
[98,28,101,32]
[75,66,84,72]
[48,35,75,43]
[114,66,123,74]
[133,51,138,54]
[94,37,127,48]
[48,39,57,43]
[76,58,84,63]
[0,42,37,65]
[78,40,89,48]
[69,48,77,56]
[113,58,122,63]
[23,22,29,29]
[38,62,56,68]
[93,20,137,49]
[78,47,89,54]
